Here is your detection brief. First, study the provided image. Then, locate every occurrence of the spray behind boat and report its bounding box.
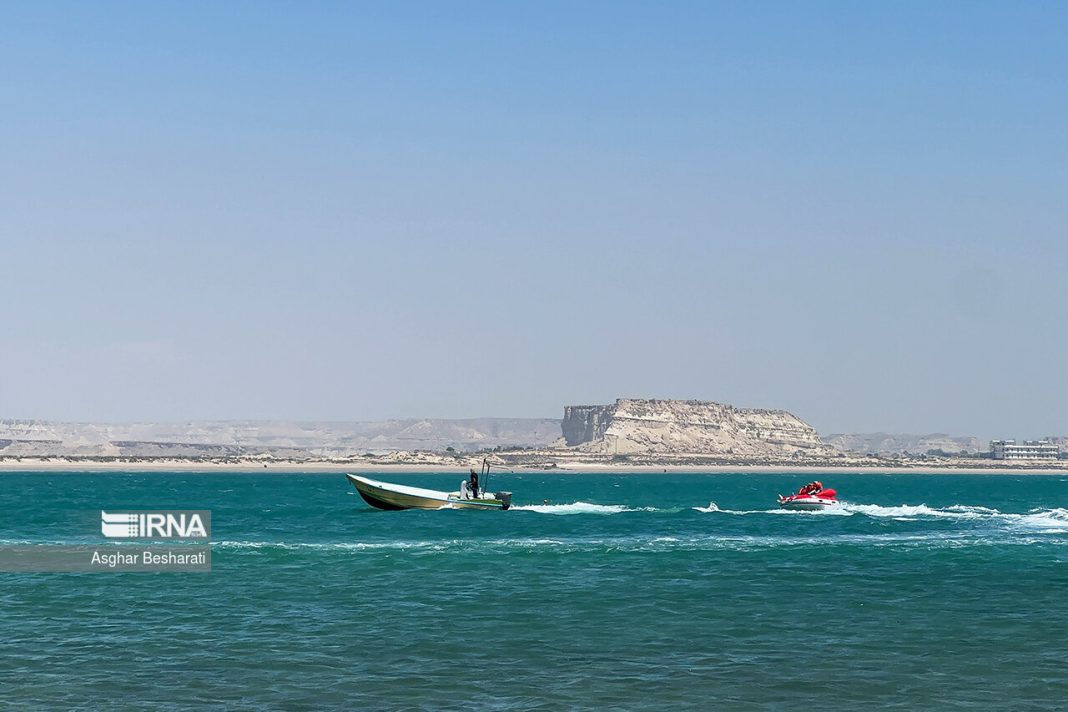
[482,458,512,510]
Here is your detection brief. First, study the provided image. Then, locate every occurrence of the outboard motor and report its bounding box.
[495,491,512,510]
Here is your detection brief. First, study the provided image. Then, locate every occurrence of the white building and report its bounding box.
[990,439,1059,460]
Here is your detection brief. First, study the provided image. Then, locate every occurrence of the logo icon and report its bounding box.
[100,511,140,538]
[100,511,210,539]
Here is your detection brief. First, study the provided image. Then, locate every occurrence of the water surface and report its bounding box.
[1,471,1066,710]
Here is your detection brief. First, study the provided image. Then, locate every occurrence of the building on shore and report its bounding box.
[989,439,1059,460]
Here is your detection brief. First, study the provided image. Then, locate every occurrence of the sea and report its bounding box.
[1,470,1067,710]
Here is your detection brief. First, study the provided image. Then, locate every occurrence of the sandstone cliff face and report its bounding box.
[561,399,832,457]
[562,406,612,446]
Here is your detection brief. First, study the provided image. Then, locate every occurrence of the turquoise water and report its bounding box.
[2,471,1067,710]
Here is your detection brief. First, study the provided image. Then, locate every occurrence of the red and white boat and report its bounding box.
[777,488,838,511]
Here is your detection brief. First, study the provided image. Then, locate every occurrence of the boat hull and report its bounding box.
[347,475,509,511]
[778,496,838,511]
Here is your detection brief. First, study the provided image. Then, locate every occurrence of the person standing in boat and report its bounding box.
[468,468,480,499]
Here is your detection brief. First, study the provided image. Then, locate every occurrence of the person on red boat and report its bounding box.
[795,480,823,496]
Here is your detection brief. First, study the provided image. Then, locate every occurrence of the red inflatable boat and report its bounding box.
[777,487,838,511]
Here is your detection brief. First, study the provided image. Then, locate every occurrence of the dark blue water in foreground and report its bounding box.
[2,471,1067,710]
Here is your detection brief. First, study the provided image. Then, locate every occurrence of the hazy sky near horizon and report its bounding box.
[1,2,1065,437]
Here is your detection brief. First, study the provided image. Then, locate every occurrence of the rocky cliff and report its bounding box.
[561,399,833,457]
[562,406,612,446]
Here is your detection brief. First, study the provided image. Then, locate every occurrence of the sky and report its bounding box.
[0,1,1065,438]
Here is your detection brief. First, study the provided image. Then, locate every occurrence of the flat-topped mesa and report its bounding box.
[562,398,832,457]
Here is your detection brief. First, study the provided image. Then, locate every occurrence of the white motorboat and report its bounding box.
[347,463,512,511]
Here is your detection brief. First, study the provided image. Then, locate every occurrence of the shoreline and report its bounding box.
[1,459,1066,476]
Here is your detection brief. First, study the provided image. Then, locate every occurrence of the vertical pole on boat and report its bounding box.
[482,458,490,493]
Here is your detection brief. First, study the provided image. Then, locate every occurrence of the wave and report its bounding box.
[215,539,459,552]
[10,522,1066,557]
[691,501,1068,532]
[692,501,1004,519]
[210,530,1066,554]
[511,501,666,515]
[839,503,994,519]
[691,502,853,517]
[214,537,581,552]
[1010,508,1068,532]
[840,504,1068,533]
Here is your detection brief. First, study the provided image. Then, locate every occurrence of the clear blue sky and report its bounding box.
[1,1,1065,438]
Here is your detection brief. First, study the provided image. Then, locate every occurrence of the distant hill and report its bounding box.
[0,418,561,458]
[823,432,985,455]
[4,414,1009,463]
